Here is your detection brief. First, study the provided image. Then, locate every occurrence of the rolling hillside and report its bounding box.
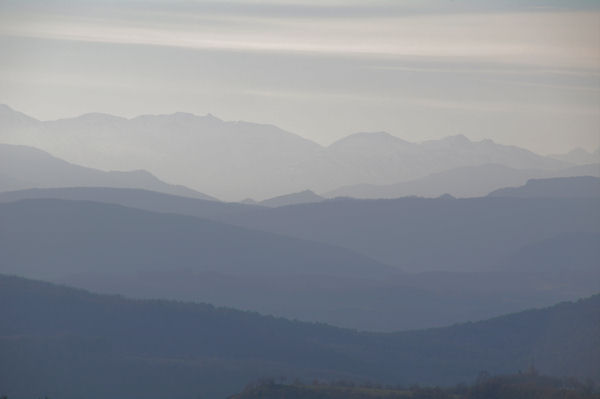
[218,196,600,272]
[1,274,598,398]
[5,183,595,275]
[0,199,393,279]
[1,190,598,331]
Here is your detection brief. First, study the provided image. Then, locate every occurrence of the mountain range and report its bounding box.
[1,104,598,395]
[1,193,598,331]
[0,143,216,200]
[244,190,325,207]
[488,176,600,198]
[216,196,600,272]
[326,163,600,199]
[1,104,587,201]
[0,199,392,280]
[1,274,598,398]
[550,147,600,165]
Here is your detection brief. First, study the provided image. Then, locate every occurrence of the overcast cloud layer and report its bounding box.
[1,0,599,154]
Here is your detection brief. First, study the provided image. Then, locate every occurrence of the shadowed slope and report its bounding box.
[218,196,600,272]
[0,274,598,398]
[0,199,394,280]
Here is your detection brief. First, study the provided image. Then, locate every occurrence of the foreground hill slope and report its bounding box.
[0,275,598,398]
[0,143,217,200]
[230,374,599,399]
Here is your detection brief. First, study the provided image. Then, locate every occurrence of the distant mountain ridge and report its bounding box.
[0,143,217,200]
[0,104,571,200]
[0,186,253,218]
[248,190,324,207]
[326,163,600,199]
[488,176,600,198]
[550,147,600,165]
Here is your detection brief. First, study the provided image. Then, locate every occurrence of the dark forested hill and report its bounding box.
[229,374,600,399]
[0,275,598,399]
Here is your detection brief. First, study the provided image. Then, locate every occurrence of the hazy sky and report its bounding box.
[1,0,599,154]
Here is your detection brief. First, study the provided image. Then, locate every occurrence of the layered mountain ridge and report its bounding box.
[0,143,217,200]
[0,104,579,200]
[1,191,598,331]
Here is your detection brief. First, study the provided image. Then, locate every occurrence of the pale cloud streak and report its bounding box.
[1,6,599,69]
[1,0,599,153]
[244,88,599,117]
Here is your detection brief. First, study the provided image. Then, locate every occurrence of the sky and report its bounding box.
[1,0,599,154]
